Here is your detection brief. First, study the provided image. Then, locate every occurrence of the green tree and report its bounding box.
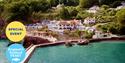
[27,0,50,12]
[99,0,116,5]
[76,11,93,19]
[65,0,79,6]
[95,7,116,23]
[98,8,125,35]
[111,1,122,8]
[79,0,99,8]
[99,0,124,6]
[84,31,93,39]
[116,9,125,35]
[116,9,125,26]
[101,5,109,10]
[58,6,70,19]
[3,1,30,23]
[0,2,4,15]
[47,0,58,7]
[2,0,50,23]
[66,6,78,19]
[108,23,120,34]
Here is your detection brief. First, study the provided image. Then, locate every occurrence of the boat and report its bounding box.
[77,39,89,45]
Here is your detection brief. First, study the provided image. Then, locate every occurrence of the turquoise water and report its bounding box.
[29,41,125,63]
[0,40,9,63]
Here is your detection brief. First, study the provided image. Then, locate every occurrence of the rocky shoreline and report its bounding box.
[23,36,50,48]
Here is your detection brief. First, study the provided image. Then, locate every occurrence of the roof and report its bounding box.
[84,17,95,20]
[26,23,41,26]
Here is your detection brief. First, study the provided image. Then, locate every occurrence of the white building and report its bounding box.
[86,6,100,13]
[26,23,43,31]
[40,20,50,25]
[84,17,96,24]
[27,31,57,42]
[86,27,96,33]
[47,19,85,33]
[93,31,111,39]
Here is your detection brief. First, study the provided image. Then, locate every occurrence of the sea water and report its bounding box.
[29,41,125,63]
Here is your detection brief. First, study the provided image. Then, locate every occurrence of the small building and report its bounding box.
[47,19,85,33]
[27,31,57,42]
[86,6,100,13]
[26,23,43,31]
[40,20,50,25]
[93,31,111,39]
[84,17,96,24]
[86,27,96,33]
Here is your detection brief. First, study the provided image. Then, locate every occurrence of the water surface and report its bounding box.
[0,40,9,63]
[29,41,125,63]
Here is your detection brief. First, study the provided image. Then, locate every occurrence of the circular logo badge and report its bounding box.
[6,44,26,63]
[6,21,26,42]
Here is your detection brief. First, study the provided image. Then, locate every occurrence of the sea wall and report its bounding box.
[89,37,125,43]
[23,45,37,63]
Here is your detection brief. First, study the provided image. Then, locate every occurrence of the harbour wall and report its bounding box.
[89,37,125,43]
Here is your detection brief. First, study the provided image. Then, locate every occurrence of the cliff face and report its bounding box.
[23,36,50,48]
